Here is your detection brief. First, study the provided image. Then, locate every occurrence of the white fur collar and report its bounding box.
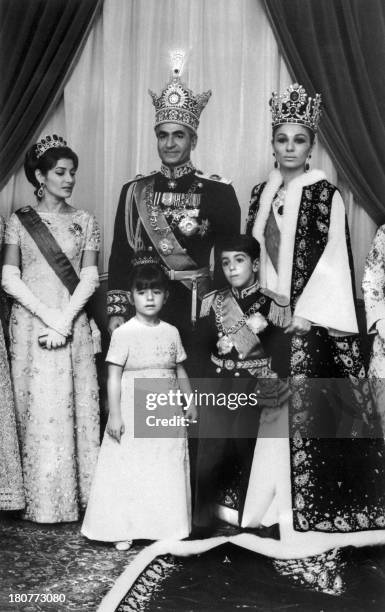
[252,169,326,298]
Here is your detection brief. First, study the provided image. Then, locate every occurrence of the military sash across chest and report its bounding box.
[126,175,210,323]
[213,289,262,358]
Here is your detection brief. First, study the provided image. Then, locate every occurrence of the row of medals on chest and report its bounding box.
[149,178,207,255]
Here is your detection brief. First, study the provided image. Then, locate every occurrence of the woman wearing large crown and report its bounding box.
[97,86,385,609]
[240,83,385,591]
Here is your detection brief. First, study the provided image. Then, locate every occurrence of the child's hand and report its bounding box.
[260,405,282,424]
[107,413,125,442]
[284,315,311,335]
[185,404,198,424]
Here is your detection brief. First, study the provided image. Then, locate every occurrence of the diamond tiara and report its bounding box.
[35,134,67,159]
[131,250,162,267]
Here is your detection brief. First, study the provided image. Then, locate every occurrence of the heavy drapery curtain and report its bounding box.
[0,0,102,190]
[264,0,385,226]
[0,0,376,294]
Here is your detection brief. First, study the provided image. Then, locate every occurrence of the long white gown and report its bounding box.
[82,318,191,542]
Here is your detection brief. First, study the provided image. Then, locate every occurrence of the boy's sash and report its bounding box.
[213,289,262,358]
[129,176,209,300]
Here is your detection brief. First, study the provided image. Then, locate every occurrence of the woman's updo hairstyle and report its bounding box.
[24,136,78,200]
[128,250,169,292]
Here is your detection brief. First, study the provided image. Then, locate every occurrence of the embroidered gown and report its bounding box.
[0,216,24,510]
[241,169,385,565]
[362,224,385,432]
[5,209,100,522]
[81,318,191,542]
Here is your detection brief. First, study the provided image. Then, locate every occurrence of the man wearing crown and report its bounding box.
[107,61,240,375]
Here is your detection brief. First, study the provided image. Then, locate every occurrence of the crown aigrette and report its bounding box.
[35,134,67,159]
[149,50,211,134]
[270,83,322,133]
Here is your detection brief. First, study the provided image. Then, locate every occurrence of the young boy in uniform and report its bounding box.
[193,234,291,533]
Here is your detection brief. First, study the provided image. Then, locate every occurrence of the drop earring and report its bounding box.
[273,153,279,170]
[37,183,45,198]
[305,153,312,172]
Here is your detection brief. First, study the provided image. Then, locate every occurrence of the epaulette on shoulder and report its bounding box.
[199,289,217,318]
[195,170,232,185]
[260,286,289,306]
[260,287,291,328]
[127,171,157,183]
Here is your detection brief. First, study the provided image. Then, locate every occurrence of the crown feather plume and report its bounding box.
[169,49,187,78]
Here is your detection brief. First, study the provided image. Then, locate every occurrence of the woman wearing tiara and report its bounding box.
[0,215,24,511]
[240,83,385,589]
[96,88,385,610]
[2,135,100,523]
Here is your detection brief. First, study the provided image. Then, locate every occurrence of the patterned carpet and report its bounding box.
[0,513,143,612]
[2,513,385,612]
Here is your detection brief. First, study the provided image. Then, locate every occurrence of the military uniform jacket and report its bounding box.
[199,281,291,380]
[107,164,240,333]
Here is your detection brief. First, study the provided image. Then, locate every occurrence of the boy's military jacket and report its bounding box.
[107,164,241,332]
[199,281,291,380]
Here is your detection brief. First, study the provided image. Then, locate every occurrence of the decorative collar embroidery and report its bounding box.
[231,280,260,300]
[160,160,195,179]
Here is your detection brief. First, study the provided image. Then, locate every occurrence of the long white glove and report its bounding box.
[56,265,100,336]
[2,264,64,333]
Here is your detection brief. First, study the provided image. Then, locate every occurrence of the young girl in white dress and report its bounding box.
[82,253,197,550]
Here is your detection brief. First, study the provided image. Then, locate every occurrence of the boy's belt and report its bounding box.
[167,267,210,324]
[211,353,270,373]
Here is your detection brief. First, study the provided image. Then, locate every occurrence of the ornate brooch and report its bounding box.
[217,334,234,355]
[69,222,83,237]
[178,216,199,236]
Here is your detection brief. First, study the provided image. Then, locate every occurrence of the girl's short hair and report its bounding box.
[128,258,169,292]
[24,144,79,199]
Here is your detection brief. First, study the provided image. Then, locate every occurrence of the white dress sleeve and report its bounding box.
[106,326,129,366]
[174,328,187,364]
[362,225,385,333]
[293,190,358,334]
